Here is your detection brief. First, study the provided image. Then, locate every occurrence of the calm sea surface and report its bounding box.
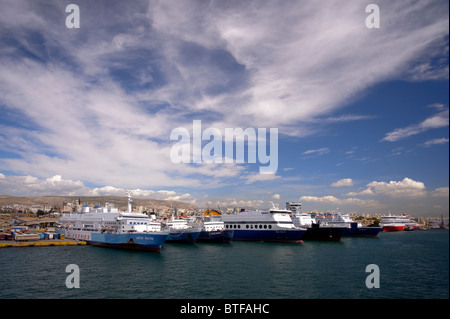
[0,230,448,299]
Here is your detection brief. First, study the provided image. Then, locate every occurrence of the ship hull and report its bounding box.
[343,223,382,237]
[197,229,234,243]
[382,225,406,231]
[231,228,306,243]
[88,241,162,252]
[62,230,168,252]
[166,229,201,244]
[302,224,346,241]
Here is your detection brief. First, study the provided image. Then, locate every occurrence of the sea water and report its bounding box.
[0,230,448,299]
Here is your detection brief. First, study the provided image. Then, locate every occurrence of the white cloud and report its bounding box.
[299,195,380,208]
[331,178,354,187]
[244,173,281,185]
[146,0,449,132]
[345,189,375,197]
[428,103,446,110]
[272,194,281,200]
[382,109,449,142]
[165,193,194,202]
[421,137,449,147]
[0,173,193,201]
[302,148,330,156]
[367,178,426,198]
[299,182,449,215]
[207,198,265,209]
[0,174,86,196]
[0,58,187,187]
[345,177,427,198]
[431,187,449,198]
[313,114,376,124]
[0,0,448,195]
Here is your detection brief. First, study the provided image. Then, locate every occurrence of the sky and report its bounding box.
[0,0,448,217]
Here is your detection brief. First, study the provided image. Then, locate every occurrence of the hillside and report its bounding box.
[0,195,198,211]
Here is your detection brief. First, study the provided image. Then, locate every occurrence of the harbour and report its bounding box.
[1,195,448,301]
[0,229,448,299]
[0,0,448,313]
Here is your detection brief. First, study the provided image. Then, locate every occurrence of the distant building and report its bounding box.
[61,202,73,213]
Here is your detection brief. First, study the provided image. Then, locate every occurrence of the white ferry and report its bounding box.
[197,210,234,243]
[286,202,347,241]
[164,216,202,244]
[221,206,306,243]
[324,213,382,237]
[58,194,169,252]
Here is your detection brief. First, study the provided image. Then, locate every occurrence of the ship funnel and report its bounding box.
[127,191,132,213]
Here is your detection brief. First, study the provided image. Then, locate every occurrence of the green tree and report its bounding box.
[36,209,45,217]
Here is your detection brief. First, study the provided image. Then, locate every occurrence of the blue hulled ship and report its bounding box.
[164,217,202,244]
[58,193,169,252]
[324,213,382,237]
[287,202,348,241]
[221,207,306,243]
[197,209,234,243]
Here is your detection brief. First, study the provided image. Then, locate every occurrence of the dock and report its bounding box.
[0,239,86,248]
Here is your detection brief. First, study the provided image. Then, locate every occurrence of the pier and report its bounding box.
[0,239,86,248]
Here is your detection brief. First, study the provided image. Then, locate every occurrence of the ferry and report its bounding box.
[164,217,202,244]
[221,206,306,243]
[380,214,421,231]
[58,194,169,252]
[286,202,347,241]
[197,210,234,243]
[291,212,347,241]
[324,213,382,237]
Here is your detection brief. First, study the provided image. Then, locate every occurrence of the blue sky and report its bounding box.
[0,0,448,216]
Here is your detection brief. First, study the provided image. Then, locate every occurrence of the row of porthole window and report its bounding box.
[122,221,147,225]
[226,224,272,229]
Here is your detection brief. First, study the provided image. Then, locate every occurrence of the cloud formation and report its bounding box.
[299,195,381,208]
[206,198,265,209]
[431,187,449,198]
[0,0,448,214]
[331,178,354,187]
[345,177,427,198]
[382,108,449,142]
[0,174,193,202]
[299,177,448,214]
[421,137,449,147]
[303,148,330,156]
[244,173,281,185]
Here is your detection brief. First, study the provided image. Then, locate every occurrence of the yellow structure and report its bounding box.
[0,240,86,248]
[203,209,221,217]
